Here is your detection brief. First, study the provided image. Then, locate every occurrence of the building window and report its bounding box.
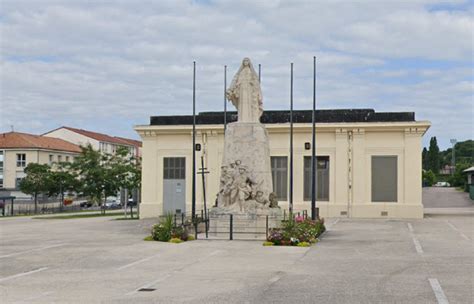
[15,177,23,189]
[304,156,330,201]
[372,156,398,202]
[0,174,3,188]
[65,156,70,162]
[0,151,3,172]
[271,156,288,201]
[163,157,186,180]
[49,154,54,165]
[57,155,62,163]
[16,154,26,167]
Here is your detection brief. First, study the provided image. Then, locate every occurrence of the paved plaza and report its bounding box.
[0,189,472,303]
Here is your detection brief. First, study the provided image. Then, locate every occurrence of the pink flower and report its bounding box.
[295,215,305,223]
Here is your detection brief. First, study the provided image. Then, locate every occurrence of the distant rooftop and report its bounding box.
[0,132,81,153]
[44,127,142,147]
[150,109,415,126]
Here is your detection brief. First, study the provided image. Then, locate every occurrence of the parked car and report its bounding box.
[104,198,120,209]
[80,201,93,208]
[434,181,451,187]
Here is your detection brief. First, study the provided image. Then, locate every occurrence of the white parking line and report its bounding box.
[412,236,424,254]
[327,218,340,230]
[268,276,280,283]
[407,223,414,232]
[0,267,48,283]
[0,244,65,258]
[117,253,161,271]
[445,220,470,241]
[429,278,449,304]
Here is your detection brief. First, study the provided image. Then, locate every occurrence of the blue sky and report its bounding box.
[1,0,472,149]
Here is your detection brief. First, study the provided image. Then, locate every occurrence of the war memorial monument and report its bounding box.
[212,58,281,216]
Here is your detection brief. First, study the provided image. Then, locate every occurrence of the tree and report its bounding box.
[422,147,429,170]
[422,170,436,186]
[448,162,471,189]
[19,163,51,214]
[48,163,78,211]
[70,145,110,209]
[428,137,440,173]
[107,146,141,218]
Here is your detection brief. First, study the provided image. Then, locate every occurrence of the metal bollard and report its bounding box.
[229,214,233,240]
[181,213,185,225]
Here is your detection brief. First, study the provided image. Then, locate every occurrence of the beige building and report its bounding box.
[43,126,142,157]
[0,132,81,195]
[135,109,430,219]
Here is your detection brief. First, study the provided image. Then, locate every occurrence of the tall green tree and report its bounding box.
[422,147,429,170]
[48,162,78,211]
[70,145,111,209]
[428,136,440,173]
[107,146,141,217]
[19,163,51,214]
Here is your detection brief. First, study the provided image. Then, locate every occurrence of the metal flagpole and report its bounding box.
[311,56,317,220]
[258,64,261,83]
[192,61,196,220]
[289,62,294,215]
[224,65,227,132]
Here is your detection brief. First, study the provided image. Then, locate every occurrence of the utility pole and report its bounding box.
[450,139,457,175]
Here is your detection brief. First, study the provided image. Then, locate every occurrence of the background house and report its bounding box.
[43,126,142,157]
[0,132,81,198]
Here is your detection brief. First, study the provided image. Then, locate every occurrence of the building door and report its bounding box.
[163,157,186,214]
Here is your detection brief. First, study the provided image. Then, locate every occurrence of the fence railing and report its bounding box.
[167,209,309,241]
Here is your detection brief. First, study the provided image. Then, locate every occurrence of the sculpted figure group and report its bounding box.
[218,160,279,212]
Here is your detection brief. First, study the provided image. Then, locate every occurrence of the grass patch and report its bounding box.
[33,212,123,220]
[143,235,154,241]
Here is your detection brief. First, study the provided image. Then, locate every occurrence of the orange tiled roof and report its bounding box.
[114,136,142,148]
[58,127,141,147]
[0,132,81,153]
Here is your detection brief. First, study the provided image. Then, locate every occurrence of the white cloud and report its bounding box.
[0,0,472,149]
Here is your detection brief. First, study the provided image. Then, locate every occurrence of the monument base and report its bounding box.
[217,122,274,209]
[209,204,282,217]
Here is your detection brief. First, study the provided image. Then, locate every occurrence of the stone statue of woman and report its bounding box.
[226,58,263,123]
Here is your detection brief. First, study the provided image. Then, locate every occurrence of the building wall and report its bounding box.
[136,122,430,219]
[0,149,78,190]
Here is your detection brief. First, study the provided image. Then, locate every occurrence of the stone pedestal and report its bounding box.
[216,122,281,213]
[220,122,273,200]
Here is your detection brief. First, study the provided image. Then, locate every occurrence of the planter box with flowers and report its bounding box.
[265,215,325,247]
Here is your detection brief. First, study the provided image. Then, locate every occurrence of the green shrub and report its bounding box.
[169,237,183,243]
[297,242,311,247]
[262,241,274,246]
[143,235,154,241]
[151,214,174,242]
[187,235,195,241]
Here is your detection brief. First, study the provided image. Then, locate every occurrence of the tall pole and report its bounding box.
[289,62,294,214]
[258,64,261,83]
[450,139,457,175]
[224,65,227,132]
[192,61,196,220]
[311,56,317,220]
